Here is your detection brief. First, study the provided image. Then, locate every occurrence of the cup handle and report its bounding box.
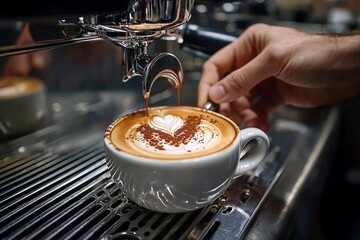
[234,127,270,177]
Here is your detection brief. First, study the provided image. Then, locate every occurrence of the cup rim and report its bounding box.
[104,105,242,166]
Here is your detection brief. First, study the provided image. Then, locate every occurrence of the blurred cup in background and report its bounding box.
[0,76,46,138]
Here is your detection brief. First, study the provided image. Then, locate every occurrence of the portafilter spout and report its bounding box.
[122,47,183,96]
[141,52,183,96]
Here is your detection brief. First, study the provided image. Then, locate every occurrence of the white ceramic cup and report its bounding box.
[0,76,46,136]
[104,106,270,213]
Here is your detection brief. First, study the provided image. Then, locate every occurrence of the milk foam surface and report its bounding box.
[131,114,221,155]
[0,77,41,98]
[149,115,183,136]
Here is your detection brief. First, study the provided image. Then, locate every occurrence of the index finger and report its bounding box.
[197,40,239,106]
[197,29,260,106]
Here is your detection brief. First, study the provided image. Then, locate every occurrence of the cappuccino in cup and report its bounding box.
[0,77,46,137]
[104,106,269,213]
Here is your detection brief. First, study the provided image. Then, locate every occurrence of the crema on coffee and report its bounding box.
[0,77,41,98]
[106,106,238,160]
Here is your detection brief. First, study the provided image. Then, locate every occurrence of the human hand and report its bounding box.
[198,23,360,131]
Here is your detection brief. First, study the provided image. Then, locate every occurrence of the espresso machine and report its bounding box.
[0,1,343,239]
[1,0,196,97]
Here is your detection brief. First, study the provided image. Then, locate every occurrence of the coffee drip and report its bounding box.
[144,74,183,117]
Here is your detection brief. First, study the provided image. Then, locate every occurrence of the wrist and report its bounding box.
[334,34,360,93]
[331,34,360,69]
[320,33,360,91]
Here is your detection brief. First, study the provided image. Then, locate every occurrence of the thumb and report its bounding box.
[208,53,273,103]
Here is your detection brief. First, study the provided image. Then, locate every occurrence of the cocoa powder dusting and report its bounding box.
[136,115,202,150]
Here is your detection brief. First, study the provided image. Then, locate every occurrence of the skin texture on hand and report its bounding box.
[198,23,360,131]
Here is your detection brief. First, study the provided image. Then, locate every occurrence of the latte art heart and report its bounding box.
[149,115,183,136]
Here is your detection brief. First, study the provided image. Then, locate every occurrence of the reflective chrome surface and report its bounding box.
[122,46,183,95]
[0,0,195,52]
[75,0,194,48]
[0,0,194,97]
[202,101,219,112]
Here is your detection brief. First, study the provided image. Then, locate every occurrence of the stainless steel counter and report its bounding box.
[0,80,341,239]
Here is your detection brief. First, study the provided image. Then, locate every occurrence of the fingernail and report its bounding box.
[209,85,225,101]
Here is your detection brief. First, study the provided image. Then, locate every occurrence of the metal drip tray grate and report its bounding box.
[0,144,208,240]
[0,91,340,240]
[0,132,293,239]
[0,144,225,239]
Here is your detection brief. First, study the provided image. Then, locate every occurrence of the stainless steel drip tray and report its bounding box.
[0,90,340,240]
